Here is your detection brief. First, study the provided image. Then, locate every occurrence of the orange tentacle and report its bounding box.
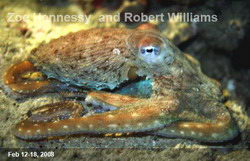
[152,114,238,142]
[3,61,50,94]
[86,91,146,108]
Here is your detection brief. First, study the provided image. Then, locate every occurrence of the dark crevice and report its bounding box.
[231,26,250,70]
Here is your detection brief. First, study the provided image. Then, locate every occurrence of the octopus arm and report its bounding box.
[148,109,239,142]
[3,61,80,98]
[14,92,178,140]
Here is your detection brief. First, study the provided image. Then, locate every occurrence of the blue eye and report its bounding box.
[140,46,160,55]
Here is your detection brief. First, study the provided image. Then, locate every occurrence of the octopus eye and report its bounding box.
[140,46,160,55]
[127,31,174,65]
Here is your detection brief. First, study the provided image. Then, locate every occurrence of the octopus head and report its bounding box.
[127,31,175,66]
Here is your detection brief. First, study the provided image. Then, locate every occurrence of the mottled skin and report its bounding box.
[2,28,238,142]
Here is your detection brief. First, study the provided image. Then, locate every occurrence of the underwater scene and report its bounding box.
[0,0,249,160]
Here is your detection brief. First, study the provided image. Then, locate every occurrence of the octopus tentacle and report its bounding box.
[29,101,84,122]
[3,61,51,95]
[150,112,238,142]
[85,92,238,142]
[86,91,147,109]
[14,101,84,140]
[3,61,82,97]
[14,93,179,140]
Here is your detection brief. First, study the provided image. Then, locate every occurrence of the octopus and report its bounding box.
[2,27,239,142]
